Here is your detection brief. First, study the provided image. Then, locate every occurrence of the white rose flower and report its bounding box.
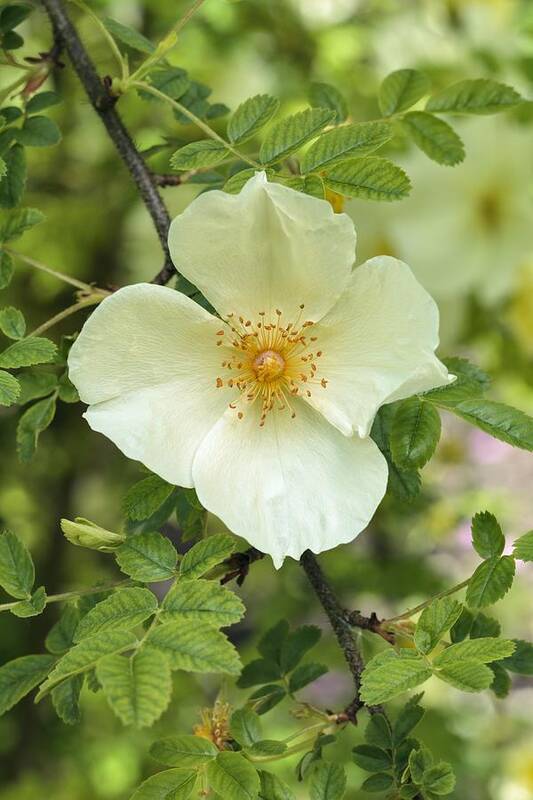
[68,173,451,567]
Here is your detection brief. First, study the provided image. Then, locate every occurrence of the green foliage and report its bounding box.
[0,529,35,599]
[115,531,178,581]
[25,91,61,114]
[309,761,346,800]
[175,488,206,541]
[288,662,328,692]
[324,157,411,201]
[360,649,432,705]
[378,69,431,116]
[74,587,158,641]
[51,674,83,725]
[179,533,237,579]
[371,405,421,501]
[353,745,392,772]
[0,654,55,716]
[0,336,56,368]
[309,81,348,123]
[160,579,244,626]
[16,393,57,461]
[123,475,175,521]
[391,397,441,469]
[401,111,465,166]
[414,598,463,654]
[258,770,296,800]
[0,368,20,405]
[512,530,533,561]
[0,145,25,208]
[500,640,533,675]
[150,734,218,767]
[103,17,155,54]
[426,78,521,115]
[300,122,392,173]
[442,399,533,451]
[0,250,14,288]
[471,512,505,559]
[0,206,43,241]
[466,556,516,608]
[17,116,61,148]
[206,751,260,800]
[45,604,80,654]
[10,585,47,617]
[259,107,335,164]
[0,306,25,338]
[130,769,197,800]
[97,648,172,728]
[434,660,494,692]
[230,707,262,747]
[146,619,241,674]
[171,139,228,170]
[228,94,280,144]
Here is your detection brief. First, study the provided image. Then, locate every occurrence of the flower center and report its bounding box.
[214,305,328,426]
[252,349,285,382]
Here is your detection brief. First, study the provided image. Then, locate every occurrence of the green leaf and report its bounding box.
[280,625,321,673]
[102,17,155,54]
[309,761,346,800]
[0,4,32,31]
[249,740,286,757]
[324,156,411,201]
[393,694,425,744]
[0,336,56,368]
[0,306,25,339]
[409,746,433,784]
[180,533,237,580]
[414,598,463,654]
[115,532,178,582]
[230,708,262,747]
[360,773,394,792]
[16,394,57,462]
[360,649,432,705]
[259,107,335,164]
[433,637,515,667]
[45,604,80,654]
[130,769,197,800]
[434,659,494,692]
[0,369,20,405]
[352,744,392,772]
[160,580,244,627]
[150,734,218,767]
[309,82,348,123]
[0,145,25,208]
[36,630,138,700]
[301,122,392,173]
[470,613,501,639]
[206,751,260,800]
[438,398,533,451]
[170,139,228,170]
[74,587,158,641]
[0,529,34,598]
[426,78,521,115]
[391,398,441,469]
[26,91,61,114]
[513,530,533,561]
[11,585,46,617]
[123,475,175,521]
[0,654,55,716]
[489,663,511,699]
[17,116,61,147]
[0,207,43,241]
[228,94,280,144]
[141,67,190,102]
[249,683,286,715]
[500,640,533,675]
[223,167,261,194]
[17,371,57,404]
[51,674,82,725]
[401,111,464,166]
[258,619,290,663]
[288,662,328,692]
[364,713,392,749]
[258,770,296,800]
[97,648,171,728]
[466,556,516,608]
[0,250,14,288]
[379,69,431,116]
[238,658,282,688]
[146,619,241,674]
[421,762,455,795]
[371,406,421,501]
[471,512,505,559]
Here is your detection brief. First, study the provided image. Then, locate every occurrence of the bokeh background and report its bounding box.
[0,0,532,798]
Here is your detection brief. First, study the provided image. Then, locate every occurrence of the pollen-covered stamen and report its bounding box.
[214,306,328,424]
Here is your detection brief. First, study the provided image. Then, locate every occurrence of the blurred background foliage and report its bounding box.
[0,0,532,798]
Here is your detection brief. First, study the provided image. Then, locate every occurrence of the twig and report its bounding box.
[40,0,175,285]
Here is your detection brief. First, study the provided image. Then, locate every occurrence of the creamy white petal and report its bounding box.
[192,400,388,568]
[168,172,356,323]
[305,256,452,437]
[68,283,234,487]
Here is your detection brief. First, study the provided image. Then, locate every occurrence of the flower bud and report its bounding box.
[60,517,125,552]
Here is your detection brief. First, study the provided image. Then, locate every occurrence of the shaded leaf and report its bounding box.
[379,69,431,116]
[353,744,392,772]
[0,145,25,208]
[309,761,346,800]
[499,639,533,675]
[180,533,236,580]
[289,662,328,693]
[16,394,57,461]
[17,116,61,147]
[280,625,321,673]
[309,82,348,123]
[513,530,533,562]
[0,206,43,241]
[51,674,82,725]
[0,529,34,598]
[0,654,55,716]
[123,475,175,521]
[391,398,441,469]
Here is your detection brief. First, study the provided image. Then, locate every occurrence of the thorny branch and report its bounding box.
[40,0,391,728]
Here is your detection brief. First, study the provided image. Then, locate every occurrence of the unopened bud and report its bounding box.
[60,517,125,552]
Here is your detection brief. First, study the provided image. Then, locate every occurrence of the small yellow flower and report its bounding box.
[193,700,232,750]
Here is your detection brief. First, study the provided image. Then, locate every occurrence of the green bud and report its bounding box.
[60,517,125,552]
